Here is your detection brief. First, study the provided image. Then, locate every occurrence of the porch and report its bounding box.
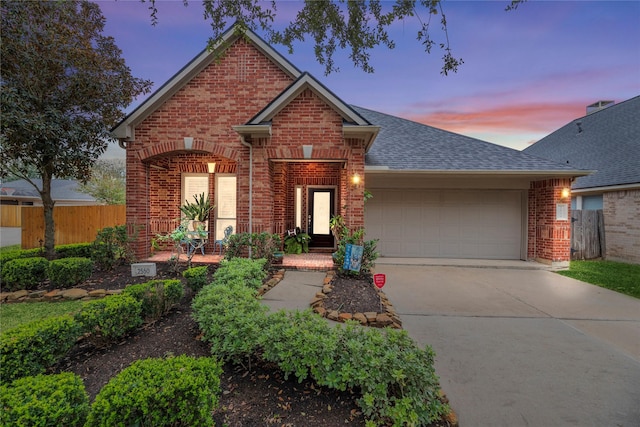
[143,251,334,271]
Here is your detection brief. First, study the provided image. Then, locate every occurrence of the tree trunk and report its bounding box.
[40,171,56,259]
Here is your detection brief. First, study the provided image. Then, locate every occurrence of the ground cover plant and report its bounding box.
[558,260,640,298]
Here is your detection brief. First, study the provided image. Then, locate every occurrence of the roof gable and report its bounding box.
[524,96,640,189]
[112,24,301,140]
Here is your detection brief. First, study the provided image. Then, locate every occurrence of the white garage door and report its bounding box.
[365,189,523,259]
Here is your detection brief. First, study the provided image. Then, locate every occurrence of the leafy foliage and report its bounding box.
[0,372,89,427]
[224,232,281,265]
[122,279,184,322]
[91,225,135,271]
[77,159,126,205]
[0,315,81,382]
[284,230,311,254]
[0,300,84,332]
[54,243,93,259]
[74,295,143,347]
[213,257,268,290]
[1,257,49,291]
[330,216,379,275]
[87,355,222,427]
[47,257,94,287]
[0,1,151,258]
[148,0,466,75]
[182,265,209,292]
[179,192,214,222]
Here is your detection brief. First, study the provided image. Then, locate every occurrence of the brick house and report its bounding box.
[525,96,640,264]
[112,24,588,267]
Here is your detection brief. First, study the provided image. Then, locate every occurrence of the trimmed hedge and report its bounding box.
[212,257,267,290]
[47,257,93,287]
[1,257,49,291]
[0,315,81,382]
[122,279,184,322]
[87,355,222,427]
[55,243,93,259]
[182,265,209,292]
[0,248,43,265]
[0,372,89,427]
[75,294,142,346]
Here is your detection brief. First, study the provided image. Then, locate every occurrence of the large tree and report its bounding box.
[78,159,126,205]
[1,1,151,258]
[146,0,522,76]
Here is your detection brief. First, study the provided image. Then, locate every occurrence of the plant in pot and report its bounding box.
[283,228,311,254]
[180,192,214,230]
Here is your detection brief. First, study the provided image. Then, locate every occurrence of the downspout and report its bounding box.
[239,135,253,258]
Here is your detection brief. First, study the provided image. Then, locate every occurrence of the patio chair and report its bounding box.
[214,225,233,255]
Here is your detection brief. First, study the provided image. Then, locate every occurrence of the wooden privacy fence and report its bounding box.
[21,205,126,249]
[571,209,606,260]
[0,206,21,227]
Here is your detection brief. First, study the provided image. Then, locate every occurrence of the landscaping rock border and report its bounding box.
[0,288,123,304]
[311,270,403,329]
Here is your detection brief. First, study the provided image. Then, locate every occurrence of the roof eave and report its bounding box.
[364,168,594,177]
[343,125,380,153]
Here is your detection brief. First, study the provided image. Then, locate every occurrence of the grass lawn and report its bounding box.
[558,260,640,299]
[0,300,85,332]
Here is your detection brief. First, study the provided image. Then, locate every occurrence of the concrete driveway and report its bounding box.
[378,264,640,427]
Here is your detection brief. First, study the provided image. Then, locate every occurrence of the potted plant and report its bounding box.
[180,192,214,230]
[283,228,311,254]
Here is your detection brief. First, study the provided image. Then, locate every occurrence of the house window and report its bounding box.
[295,186,303,229]
[215,174,236,240]
[181,173,209,230]
[582,195,603,210]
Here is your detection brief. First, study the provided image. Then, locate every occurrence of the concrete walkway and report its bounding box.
[261,263,640,427]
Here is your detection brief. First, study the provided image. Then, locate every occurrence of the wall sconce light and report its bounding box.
[207,162,216,173]
[352,173,361,186]
[184,137,194,150]
[561,187,571,199]
[302,145,313,159]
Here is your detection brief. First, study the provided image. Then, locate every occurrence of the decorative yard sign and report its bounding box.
[343,244,364,272]
[373,274,386,289]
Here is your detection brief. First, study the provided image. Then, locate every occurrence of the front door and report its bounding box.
[308,188,335,249]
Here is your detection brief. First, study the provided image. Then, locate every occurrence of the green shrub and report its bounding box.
[333,228,379,275]
[86,355,222,427]
[0,315,81,382]
[224,232,281,264]
[0,248,43,265]
[0,372,89,427]
[47,257,93,287]
[122,279,184,322]
[213,257,267,290]
[75,294,142,346]
[182,265,209,292]
[55,243,93,259]
[91,225,135,271]
[0,257,49,291]
[192,282,268,364]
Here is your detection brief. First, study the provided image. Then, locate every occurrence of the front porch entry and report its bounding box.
[308,188,335,249]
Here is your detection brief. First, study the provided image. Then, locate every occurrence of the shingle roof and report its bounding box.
[353,106,582,173]
[0,179,95,202]
[523,96,640,189]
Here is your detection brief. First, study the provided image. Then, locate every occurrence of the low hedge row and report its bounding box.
[1,355,221,427]
[192,258,450,426]
[1,279,184,382]
[0,243,92,265]
[1,256,94,291]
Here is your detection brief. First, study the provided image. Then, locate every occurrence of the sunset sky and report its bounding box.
[98,0,640,152]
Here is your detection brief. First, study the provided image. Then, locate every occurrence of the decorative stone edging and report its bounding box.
[310,270,403,329]
[0,288,123,304]
[257,269,286,296]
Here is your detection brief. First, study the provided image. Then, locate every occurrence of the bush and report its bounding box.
[0,248,43,265]
[86,355,222,427]
[0,372,89,427]
[75,294,142,346]
[122,279,184,322]
[0,315,81,382]
[91,225,135,270]
[0,257,49,291]
[224,232,281,265]
[55,243,93,259]
[212,257,267,290]
[182,265,209,292]
[47,257,93,287]
[333,228,379,275]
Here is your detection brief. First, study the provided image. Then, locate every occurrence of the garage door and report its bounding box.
[365,190,523,259]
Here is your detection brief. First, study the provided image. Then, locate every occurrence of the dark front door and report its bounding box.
[308,188,335,248]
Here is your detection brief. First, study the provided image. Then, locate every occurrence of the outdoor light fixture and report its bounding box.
[302,145,313,159]
[561,188,571,199]
[207,162,216,174]
[184,137,194,150]
[352,173,361,185]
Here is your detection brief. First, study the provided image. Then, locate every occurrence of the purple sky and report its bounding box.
[98,0,640,154]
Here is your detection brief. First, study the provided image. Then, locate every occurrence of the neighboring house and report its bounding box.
[0,179,97,206]
[112,24,588,266]
[524,96,640,264]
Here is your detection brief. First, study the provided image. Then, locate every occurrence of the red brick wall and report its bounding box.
[125,39,367,257]
[528,178,572,264]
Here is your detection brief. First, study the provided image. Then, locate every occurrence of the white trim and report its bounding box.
[571,182,640,194]
[364,169,591,177]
